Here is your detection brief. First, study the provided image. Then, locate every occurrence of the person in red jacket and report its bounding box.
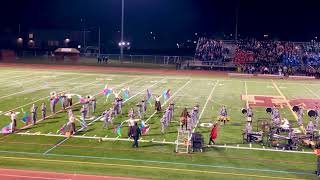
[209,122,218,145]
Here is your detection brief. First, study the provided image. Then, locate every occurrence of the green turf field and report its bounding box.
[0,67,319,179]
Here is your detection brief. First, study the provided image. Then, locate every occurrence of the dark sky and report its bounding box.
[1,0,319,48]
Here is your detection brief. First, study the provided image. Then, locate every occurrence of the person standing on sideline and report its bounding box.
[209,122,218,145]
[132,122,141,148]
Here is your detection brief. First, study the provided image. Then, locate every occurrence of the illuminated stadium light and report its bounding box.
[127,42,130,46]
[17,38,23,44]
[64,38,70,44]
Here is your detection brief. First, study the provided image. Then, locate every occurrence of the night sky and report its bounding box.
[1,0,319,49]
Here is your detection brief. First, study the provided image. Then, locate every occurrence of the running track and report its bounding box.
[0,168,146,180]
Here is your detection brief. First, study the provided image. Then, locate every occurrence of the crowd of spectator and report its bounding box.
[195,38,305,68]
[194,37,320,76]
[195,37,231,65]
[234,39,301,66]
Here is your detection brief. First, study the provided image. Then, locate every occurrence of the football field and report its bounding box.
[0,65,318,179]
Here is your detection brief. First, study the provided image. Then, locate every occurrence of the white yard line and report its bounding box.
[304,86,320,98]
[0,76,98,116]
[0,72,45,82]
[2,73,65,88]
[244,81,249,108]
[145,79,192,123]
[272,80,298,120]
[192,80,219,133]
[0,73,97,100]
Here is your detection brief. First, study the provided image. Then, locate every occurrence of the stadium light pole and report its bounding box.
[120,0,125,62]
[235,1,240,41]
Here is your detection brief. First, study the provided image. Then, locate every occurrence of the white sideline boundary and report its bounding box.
[145,79,192,123]
[16,132,314,154]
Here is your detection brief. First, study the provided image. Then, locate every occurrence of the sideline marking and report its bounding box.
[0,154,311,179]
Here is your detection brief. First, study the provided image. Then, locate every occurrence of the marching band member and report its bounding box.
[180,108,190,130]
[315,106,320,128]
[218,106,228,125]
[160,113,167,134]
[80,105,87,129]
[297,105,304,126]
[244,122,253,143]
[246,106,253,122]
[50,97,56,114]
[128,108,135,119]
[142,99,147,113]
[288,126,295,150]
[102,108,113,128]
[67,115,76,135]
[136,103,142,119]
[306,120,315,136]
[41,102,46,120]
[91,96,97,113]
[60,93,67,110]
[31,104,38,125]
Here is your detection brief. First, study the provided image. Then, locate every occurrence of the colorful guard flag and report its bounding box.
[114,124,122,137]
[166,89,171,99]
[123,87,129,101]
[1,123,12,134]
[140,120,150,135]
[162,89,171,100]
[21,108,30,125]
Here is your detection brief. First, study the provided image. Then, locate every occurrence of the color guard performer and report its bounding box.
[10,111,17,133]
[154,95,162,112]
[41,102,46,120]
[180,108,190,130]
